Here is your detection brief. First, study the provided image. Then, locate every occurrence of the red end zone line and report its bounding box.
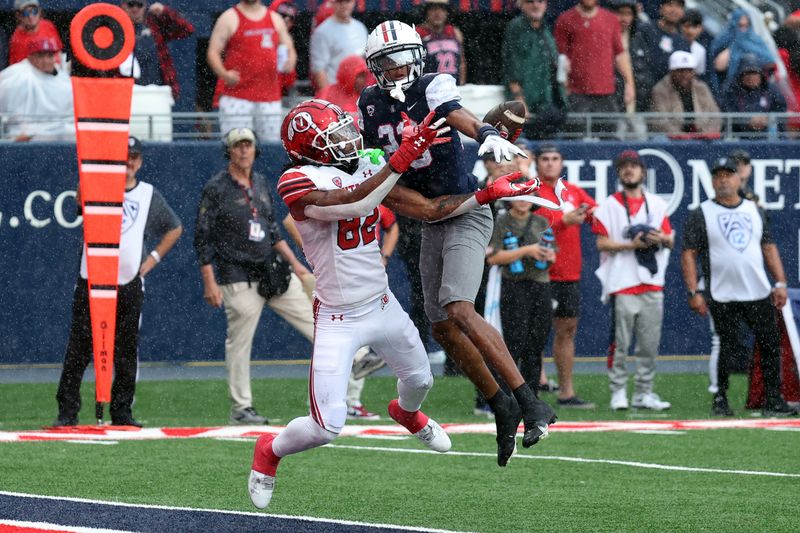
[2,419,800,443]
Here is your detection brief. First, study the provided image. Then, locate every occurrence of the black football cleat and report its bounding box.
[111,416,143,428]
[711,394,734,417]
[522,398,557,449]
[762,400,800,417]
[493,395,522,467]
[52,415,78,427]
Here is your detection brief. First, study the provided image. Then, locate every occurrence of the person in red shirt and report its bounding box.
[315,54,375,117]
[533,144,596,409]
[8,0,63,66]
[554,0,634,124]
[207,0,297,142]
[416,0,467,85]
[593,150,673,411]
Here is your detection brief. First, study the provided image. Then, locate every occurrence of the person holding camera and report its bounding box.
[593,150,673,411]
[194,127,313,425]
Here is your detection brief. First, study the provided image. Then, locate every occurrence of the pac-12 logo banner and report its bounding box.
[718,212,752,252]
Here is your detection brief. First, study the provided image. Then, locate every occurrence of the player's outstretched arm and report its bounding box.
[384,171,540,222]
[290,112,449,222]
[444,108,526,163]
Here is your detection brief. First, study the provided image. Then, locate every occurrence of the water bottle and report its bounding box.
[534,228,555,270]
[503,232,524,274]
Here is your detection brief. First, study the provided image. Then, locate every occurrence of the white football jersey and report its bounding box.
[277,156,389,308]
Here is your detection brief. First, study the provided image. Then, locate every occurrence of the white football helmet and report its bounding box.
[365,20,426,100]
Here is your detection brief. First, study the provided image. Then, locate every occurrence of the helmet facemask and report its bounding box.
[313,114,363,164]
[367,45,425,99]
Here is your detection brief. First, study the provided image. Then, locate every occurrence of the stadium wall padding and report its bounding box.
[1,140,798,364]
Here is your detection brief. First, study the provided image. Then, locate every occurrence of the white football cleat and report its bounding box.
[248,469,275,509]
[414,419,451,453]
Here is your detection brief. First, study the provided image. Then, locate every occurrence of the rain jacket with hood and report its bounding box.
[722,55,786,135]
[315,54,374,115]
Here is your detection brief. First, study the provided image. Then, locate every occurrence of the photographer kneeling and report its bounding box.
[592,151,674,412]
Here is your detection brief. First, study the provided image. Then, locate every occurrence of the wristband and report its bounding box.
[687,290,698,299]
[477,125,500,144]
[773,282,787,289]
[150,250,161,264]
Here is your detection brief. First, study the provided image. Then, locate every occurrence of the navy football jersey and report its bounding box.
[358,73,477,199]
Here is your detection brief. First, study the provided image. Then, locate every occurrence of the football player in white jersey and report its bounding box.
[248,99,540,510]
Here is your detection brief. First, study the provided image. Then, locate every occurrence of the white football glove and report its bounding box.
[477,134,527,163]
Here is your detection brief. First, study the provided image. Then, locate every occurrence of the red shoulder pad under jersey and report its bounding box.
[277,170,317,207]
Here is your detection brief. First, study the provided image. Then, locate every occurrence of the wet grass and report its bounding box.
[1,374,796,532]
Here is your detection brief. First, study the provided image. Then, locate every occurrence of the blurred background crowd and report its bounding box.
[1,0,800,141]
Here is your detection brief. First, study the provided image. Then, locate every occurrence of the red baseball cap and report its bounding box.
[28,36,61,56]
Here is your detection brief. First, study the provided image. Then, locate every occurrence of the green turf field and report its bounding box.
[1,374,798,532]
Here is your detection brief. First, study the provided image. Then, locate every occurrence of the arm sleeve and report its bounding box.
[144,189,181,240]
[277,170,318,207]
[154,7,195,40]
[553,15,569,55]
[425,74,462,113]
[591,218,608,236]
[611,20,624,56]
[661,216,673,235]
[304,171,403,221]
[758,207,774,244]
[193,184,217,266]
[682,209,707,251]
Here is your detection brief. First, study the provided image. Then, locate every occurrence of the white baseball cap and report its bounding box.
[224,127,257,147]
[669,51,697,71]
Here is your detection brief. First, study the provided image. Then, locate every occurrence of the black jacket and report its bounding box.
[194,170,283,285]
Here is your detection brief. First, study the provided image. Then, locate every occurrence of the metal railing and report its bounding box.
[2,111,800,142]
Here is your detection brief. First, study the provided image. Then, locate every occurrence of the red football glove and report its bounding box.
[475,171,541,205]
[389,111,450,173]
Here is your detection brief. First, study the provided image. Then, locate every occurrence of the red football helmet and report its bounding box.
[281,99,363,166]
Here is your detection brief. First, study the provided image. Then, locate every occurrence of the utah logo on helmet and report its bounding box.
[365,20,426,101]
[280,99,363,166]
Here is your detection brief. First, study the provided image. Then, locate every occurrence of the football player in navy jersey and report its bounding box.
[359,20,557,467]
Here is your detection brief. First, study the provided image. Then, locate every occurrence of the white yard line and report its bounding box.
[325,444,800,478]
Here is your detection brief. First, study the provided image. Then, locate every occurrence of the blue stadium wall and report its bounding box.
[2,140,799,364]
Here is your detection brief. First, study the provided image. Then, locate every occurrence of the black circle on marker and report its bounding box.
[81,15,125,60]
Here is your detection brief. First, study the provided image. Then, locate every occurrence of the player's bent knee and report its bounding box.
[403,371,434,392]
[311,420,340,446]
[444,302,478,330]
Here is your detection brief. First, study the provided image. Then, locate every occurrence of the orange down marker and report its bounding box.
[70,4,135,407]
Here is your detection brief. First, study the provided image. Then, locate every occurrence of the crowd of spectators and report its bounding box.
[0,0,799,141]
[0,0,792,422]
